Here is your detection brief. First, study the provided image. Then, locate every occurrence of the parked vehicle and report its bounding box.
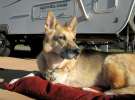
[0,0,135,56]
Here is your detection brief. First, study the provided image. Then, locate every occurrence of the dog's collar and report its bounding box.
[44,68,56,81]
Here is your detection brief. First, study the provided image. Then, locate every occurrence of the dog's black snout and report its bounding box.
[60,48,80,59]
[72,48,80,54]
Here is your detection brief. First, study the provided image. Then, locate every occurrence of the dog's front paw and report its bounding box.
[9,78,19,84]
[24,73,35,77]
[82,87,101,93]
[9,73,36,84]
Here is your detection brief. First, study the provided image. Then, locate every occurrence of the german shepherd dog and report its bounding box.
[37,11,135,92]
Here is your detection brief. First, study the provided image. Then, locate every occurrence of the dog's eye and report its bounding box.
[73,38,76,41]
[53,36,66,41]
[59,36,66,40]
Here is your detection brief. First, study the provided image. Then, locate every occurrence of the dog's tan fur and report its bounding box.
[37,11,135,90]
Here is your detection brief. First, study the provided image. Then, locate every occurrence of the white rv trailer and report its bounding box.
[0,0,135,55]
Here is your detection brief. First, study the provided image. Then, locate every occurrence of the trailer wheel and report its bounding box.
[129,6,135,32]
[0,33,10,56]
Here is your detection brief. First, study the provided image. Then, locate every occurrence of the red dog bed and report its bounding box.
[3,76,135,100]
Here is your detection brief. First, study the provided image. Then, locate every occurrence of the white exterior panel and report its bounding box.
[0,0,134,34]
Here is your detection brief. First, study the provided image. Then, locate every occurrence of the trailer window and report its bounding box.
[93,0,118,13]
[31,0,74,21]
[81,0,118,14]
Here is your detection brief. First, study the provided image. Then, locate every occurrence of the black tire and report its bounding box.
[129,6,135,32]
[0,33,10,56]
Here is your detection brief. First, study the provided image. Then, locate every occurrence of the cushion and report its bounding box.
[3,76,135,100]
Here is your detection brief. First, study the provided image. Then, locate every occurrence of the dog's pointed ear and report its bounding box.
[68,17,77,33]
[45,11,56,32]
